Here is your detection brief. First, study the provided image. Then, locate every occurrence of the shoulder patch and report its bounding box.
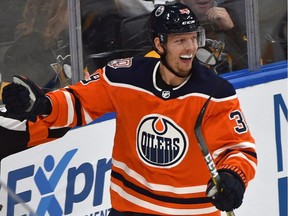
[108,58,132,69]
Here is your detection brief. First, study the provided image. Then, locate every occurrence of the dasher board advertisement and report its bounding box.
[0,120,115,216]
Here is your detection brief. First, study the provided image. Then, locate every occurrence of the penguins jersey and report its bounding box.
[1,56,257,215]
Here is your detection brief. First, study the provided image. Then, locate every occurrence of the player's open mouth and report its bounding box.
[180,54,193,60]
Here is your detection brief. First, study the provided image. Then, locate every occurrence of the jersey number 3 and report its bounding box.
[229,110,248,134]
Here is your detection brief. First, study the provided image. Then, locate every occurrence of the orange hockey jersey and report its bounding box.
[1,57,257,215]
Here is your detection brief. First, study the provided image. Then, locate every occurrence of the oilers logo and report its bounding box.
[137,114,188,168]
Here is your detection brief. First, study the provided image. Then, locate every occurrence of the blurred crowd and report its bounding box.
[0,0,286,93]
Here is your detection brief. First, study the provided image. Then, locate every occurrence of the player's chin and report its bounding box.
[180,62,193,72]
[178,69,192,77]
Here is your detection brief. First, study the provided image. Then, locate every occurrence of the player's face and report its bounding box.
[164,32,198,76]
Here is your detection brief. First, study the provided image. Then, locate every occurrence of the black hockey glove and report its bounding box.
[206,170,245,212]
[2,75,52,122]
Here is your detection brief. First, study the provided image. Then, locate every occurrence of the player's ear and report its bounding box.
[154,37,164,54]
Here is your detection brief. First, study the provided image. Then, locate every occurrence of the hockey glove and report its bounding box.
[206,169,245,212]
[2,75,52,122]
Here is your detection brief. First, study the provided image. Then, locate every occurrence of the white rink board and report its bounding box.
[0,77,287,216]
[0,120,115,216]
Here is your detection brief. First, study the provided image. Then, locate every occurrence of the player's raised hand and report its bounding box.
[2,75,51,122]
[206,170,245,212]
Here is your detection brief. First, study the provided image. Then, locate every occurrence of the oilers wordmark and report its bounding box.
[140,131,181,163]
[6,148,111,215]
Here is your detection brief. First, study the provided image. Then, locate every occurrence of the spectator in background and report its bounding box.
[0,0,27,43]
[1,0,153,91]
[177,0,248,73]
[262,12,287,64]
[278,13,287,59]
[1,0,71,92]
[81,0,154,72]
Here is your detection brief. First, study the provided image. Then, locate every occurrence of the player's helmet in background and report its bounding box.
[149,2,205,47]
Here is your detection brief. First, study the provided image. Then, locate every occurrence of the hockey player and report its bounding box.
[1,3,257,216]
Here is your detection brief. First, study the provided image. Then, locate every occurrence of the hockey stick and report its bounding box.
[0,178,37,215]
[194,96,236,216]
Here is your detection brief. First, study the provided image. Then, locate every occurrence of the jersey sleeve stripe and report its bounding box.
[225,152,257,170]
[82,107,93,124]
[212,141,256,159]
[0,116,27,131]
[65,88,82,126]
[47,127,70,138]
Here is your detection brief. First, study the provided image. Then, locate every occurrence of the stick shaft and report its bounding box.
[194,96,236,216]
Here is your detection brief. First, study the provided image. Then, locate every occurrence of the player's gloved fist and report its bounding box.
[2,75,52,122]
[206,170,245,212]
[2,83,30,114]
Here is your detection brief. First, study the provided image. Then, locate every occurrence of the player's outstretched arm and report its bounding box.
[2,75,52,122]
